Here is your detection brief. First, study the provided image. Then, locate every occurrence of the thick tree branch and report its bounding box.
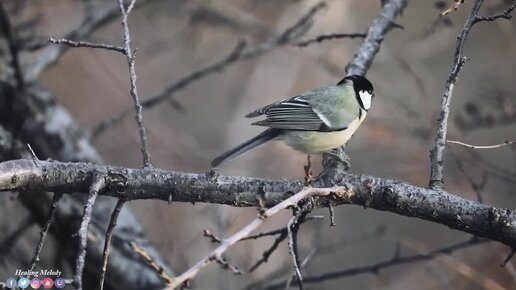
[1,159,516,251]
[345,0,407,76]
[322,0,407,171]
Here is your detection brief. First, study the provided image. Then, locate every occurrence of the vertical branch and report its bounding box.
[74,173,105,290]
[29,193,63,273]
[98,198,126,290]
[429,0,484,189]
[322,0,407,172]
[287,208,309,290]
[118,0,152,168]
[345,0,407,76]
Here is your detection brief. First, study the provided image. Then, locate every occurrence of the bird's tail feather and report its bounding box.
[211,128,280,167]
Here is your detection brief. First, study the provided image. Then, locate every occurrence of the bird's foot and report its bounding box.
[304,155,313,187]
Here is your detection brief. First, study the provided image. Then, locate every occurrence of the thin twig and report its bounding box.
[242,216,322,241]
[501,249,516,267]
[447,139,516,149]
[287,208,308,290]
[29,193,63,275]
[130,242,175,285]
[284,249,316,290]
[118,0,152,168]
[74,173,105,290]
[294,32,366,47]
[429,0,485,190]
[440,0,466,16]
[27,3,121,80]
[210,255,242,275]
[328,203,335,228]
[91,2,327,138]
[249,231,288,272]
[474,2,516,23]
[98,198,126,290]
[456,160,487,204]
[164,187,345,289]
[247,217,322,272]
[49,38,125,53]
[266,237,488,289]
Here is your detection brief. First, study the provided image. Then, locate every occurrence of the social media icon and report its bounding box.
[5,278,17,288]
[54,278,65,289]
[42,278,53,289]
[30,278,42,289]
[18,277,30,288]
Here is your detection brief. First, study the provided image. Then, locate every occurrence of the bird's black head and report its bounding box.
[337,75,374,93]
[337,75,375,111]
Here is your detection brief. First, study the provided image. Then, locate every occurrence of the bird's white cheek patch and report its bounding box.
[359,90,372,110]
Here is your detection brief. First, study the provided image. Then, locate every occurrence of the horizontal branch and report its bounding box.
[49,38,125,53]
[447,139,516,149]
[293,32,366,47]
[1,159,516,250]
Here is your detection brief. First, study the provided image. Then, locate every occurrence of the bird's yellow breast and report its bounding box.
[281,112,366,154]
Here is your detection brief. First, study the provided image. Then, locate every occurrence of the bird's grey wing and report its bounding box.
[245,86,358,131]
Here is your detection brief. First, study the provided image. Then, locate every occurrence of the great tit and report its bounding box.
[211,75,374,167]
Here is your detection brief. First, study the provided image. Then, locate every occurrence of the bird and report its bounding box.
[211,75,375,167]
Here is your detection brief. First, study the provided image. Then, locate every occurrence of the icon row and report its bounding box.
[4,277,66,289]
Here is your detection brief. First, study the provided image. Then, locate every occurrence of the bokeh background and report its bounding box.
[2,0,516,289]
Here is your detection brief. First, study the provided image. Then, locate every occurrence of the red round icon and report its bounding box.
[42,278,53,289]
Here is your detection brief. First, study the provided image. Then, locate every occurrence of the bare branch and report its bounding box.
[429,0,484,190]
[249,231,288,272]
[92,2,327,137]
[164,187,341,289]
[98,198,127,290]
[474,2,516,23]
[27,3,121,80]
[74,172,105,290]
[29,192,63,275]
[210,255,242,276]
[266,238,488,289]
[322,0,407,171]
[118,0,152,168]
[130,241,175,286]
[49,37,125,53]
[294,32,366,47]
[345,0,407,76]
[287,208,309,290]
[502,249,516,267]
[447,139,516,149]
[440,0,466,16]
[3,159,516,252]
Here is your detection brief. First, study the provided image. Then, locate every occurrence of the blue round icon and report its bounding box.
[54,278,66,289]
[5,278,17,289]
[18,277,30,289]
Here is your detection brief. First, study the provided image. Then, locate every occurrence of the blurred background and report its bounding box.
[1,0,516,289]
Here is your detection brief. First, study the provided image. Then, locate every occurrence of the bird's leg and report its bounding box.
[304,154,313,187]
